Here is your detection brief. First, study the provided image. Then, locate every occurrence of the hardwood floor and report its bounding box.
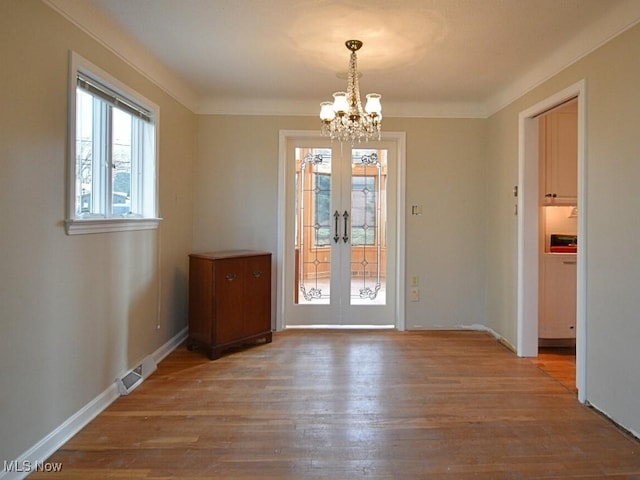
[33,331,640,479]
[531,347,577,393]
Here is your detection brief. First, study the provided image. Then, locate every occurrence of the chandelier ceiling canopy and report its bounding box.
[319,40,382,143]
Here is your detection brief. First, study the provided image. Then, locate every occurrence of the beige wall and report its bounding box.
[486,22,640,435]
[387,118,487,328]
[194,115,317,254]
[0,0,195,462]
[195,115,487,329]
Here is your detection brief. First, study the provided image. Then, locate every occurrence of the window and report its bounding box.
[66,52,160,235]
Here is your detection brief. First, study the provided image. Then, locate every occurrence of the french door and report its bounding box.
[282,137,397,327]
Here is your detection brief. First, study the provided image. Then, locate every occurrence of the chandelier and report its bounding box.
[319,40,382,143]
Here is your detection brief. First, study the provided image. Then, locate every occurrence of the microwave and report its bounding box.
[550,234,577,253]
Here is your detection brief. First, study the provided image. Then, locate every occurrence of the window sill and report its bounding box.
[65,217,162,235]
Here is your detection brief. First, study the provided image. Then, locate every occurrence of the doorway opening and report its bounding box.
[537,98,578,392]
[517,80,587,403]
[276,131,406,331]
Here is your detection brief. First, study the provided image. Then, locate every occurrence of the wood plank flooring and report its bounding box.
[32,331,640,479]
[532,347,577,393]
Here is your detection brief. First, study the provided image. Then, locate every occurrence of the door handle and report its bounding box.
[342,210,349,243]
[225,273,237,281]
[333,210,340,243]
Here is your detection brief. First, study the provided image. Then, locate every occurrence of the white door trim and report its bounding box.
[276,130,406,331]
[517,79,587,403]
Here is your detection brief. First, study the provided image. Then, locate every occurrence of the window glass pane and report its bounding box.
[112,107,132,216]
[75,88,95,215]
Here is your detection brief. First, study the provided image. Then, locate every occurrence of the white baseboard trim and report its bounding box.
[0,327,188,480]
[0,385,119,480]
[153,326,188,364]
[407,323,517,352]
[463,323,517,352]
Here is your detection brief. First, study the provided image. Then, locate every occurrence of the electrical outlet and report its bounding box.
[411,275,419,287]
[410,287,420,302]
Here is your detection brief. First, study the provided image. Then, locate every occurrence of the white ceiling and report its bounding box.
[47,0,640,117]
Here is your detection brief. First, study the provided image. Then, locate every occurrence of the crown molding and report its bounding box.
[43,0,640,119]
[196,97,488,118]
[42,0,199,113]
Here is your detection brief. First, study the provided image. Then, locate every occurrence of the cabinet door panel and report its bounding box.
[188,257,214,344]
[540,255,576,338]
[554,110,578,200]
[540,103,577,205]
[243,255,271,336]
[215,258,245,343]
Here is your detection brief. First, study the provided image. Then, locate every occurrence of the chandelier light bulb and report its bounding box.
[319,40,382,143]
[365,93,382,115]
[320,101,336,121]
[332,92,349,114]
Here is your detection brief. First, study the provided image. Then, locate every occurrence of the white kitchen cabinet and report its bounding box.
[539,254,576,339]
[539,101,577,205]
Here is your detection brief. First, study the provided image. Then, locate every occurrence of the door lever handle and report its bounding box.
[333,210,340,243]
[342,210,349,243]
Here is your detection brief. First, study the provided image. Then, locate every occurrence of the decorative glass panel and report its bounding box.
[295,148,332,304]
[350,149,386,305]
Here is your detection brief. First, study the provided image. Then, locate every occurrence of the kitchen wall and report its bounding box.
[486,21,640,437]
[0,0,196,464]
[194,116,488,330]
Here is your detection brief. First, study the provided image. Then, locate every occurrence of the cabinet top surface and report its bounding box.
[190,250,271,260]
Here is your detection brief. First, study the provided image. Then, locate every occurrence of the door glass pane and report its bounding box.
[295,148,332,304]
[350,149,386,305]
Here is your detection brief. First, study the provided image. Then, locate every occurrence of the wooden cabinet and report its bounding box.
[540,101,577,205]
[187,250,272,359]
[539,254,576,339]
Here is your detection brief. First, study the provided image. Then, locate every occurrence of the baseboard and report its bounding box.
[0,327,188,480]
[468,324,517,352]
[0,384,119,480]
[153,326,188,364]
[538,338,576,348]
[405,323,518,352]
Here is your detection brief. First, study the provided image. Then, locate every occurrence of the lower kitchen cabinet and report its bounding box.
[187,250,272,359]
[539,254,576,339]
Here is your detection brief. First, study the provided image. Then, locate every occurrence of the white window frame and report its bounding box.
[66,51,161,235]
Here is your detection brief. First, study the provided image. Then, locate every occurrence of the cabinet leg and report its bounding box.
[265,332,273,344]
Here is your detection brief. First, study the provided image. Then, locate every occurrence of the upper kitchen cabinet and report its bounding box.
[539,100,577,205]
